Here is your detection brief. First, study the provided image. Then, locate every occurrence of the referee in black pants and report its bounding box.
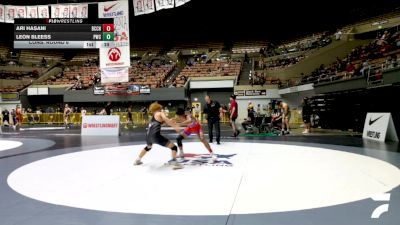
[204,95,221,144]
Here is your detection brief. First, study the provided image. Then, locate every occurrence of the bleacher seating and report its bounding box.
[298,28,400,85]
[127,63,176,88]
[132,42,165,55]
[341,10,400,34]
[250,71,281,86]
[40,62,177,90]
[172,41,224,51]
[40,66,97,89]
[174,61,242,87]
[19,49,63,63]
[0,44,10,59]
[70,50,98,63]
[232,40,268,54]
[0,66,43,92]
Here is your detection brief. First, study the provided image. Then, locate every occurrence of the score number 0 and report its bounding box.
[102,24,115,41]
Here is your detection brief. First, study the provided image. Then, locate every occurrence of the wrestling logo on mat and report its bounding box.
[179,153,237,167]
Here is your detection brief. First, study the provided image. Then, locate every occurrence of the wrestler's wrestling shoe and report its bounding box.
[167,159,183,170]
[133,159,143,166]
[178,151,185,160]
[208,154,217,164]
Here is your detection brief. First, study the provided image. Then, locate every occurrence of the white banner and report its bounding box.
[363,113,399,142]
[82,115,120,136]
[5,5,16,23]
[98,1,130,43]
[38,5,49,19]
[100,46,131,68]
[175,0,190,7]
[26,6,38,19]
[51,4,70,18]
[155,0,174,11]
[133,0,155,16]
[0,5,5,23]
[15,6,26,19]
[69,4,88,18]
[98,1,130,69]
[144,0,156,14]
[101,67,129,84]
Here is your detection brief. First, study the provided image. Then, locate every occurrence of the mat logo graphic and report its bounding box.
[371,193,391,219]
[180,153,237,167]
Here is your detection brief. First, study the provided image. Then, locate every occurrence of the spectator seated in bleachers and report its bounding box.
[0,69,39,80]
[261,32,332,57]
[0,67,40,92]
[298,27,400,85]
[260,54,306,70]
[250,71,281,86]
[100,61,176,92]
[40,66,98,89]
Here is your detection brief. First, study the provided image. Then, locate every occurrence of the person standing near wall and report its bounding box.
[229,95,240,137]
[204,95,221,145]
[2,108,10,127]
[16,105,23,128]
[64,104,71,128]
[277,100,291,135]
[302,97,312,134]
[11,109,17,129]
[105,102,112,115]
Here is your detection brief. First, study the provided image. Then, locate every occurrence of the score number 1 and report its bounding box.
[102,24,115,41]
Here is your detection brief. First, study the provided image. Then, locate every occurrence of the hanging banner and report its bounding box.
[0,5,4,23]
[133,0,155,16]
[51,5,61,18]
[155,0,174,11]
[51,5,70,18]
[175,0,190,7]
[5,5,16,23]
[15,6,26,19]
[144,0,156,14]
[69,4,88,18]
[100,46,131,68]
[101,67,129,84]
[98,1,130,69]
[38,5,49,19]
[98,1,130,44]
[26,6,38,19]
[133,0,145,16]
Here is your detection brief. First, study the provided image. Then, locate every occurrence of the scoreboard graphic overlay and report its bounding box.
[14,18,115,49]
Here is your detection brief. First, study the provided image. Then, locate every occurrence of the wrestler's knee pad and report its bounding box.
[171,145,178,152]
[176,135,184,147]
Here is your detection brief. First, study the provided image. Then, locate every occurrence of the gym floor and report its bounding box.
[0,127,399,225]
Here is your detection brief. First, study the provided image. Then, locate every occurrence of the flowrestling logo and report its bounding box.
[180,153,237,167]
[82,123,118,129]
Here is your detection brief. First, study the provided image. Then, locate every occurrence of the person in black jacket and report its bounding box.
[302,97,312,134]
[105,102,112,115]
[203,95,221,144]
[2,109,10,126]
